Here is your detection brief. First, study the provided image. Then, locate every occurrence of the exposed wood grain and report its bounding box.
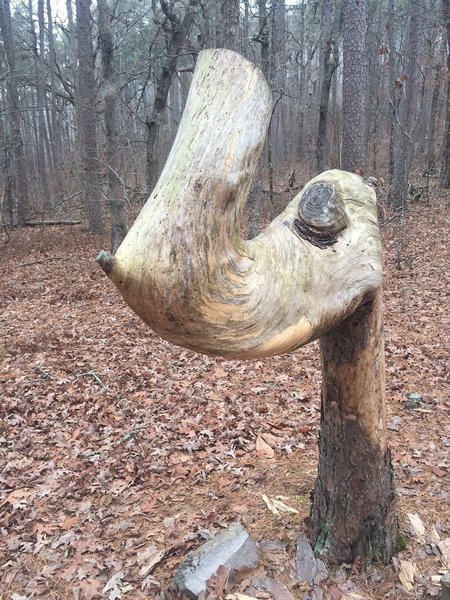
[98,49,382,359]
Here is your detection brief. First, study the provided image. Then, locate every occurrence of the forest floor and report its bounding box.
[1,188,449,600]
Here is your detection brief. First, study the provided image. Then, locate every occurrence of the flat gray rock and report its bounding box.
[246,572,296,600]
[174,522,260,599]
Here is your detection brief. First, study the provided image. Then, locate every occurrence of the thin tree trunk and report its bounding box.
[390,5,420,208]
[341,0,367,172]
[0,0,30,225]
[442,0,450,187]
[315,0,338,174]
[98,0,128,253]
[146,1,198,195]
[76,0,103,233]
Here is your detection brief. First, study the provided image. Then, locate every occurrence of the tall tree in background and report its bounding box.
[390,1,420,208]
[98,0,128,253]
[341,0,367,172]
[217,0,240,51]
[145,0,198,195]
[443,0,450,187]
[0,0,30,225]
[315,0,339,173]
[76,0,103,233]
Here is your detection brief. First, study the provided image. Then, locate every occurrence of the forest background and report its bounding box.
[1,0,450,599]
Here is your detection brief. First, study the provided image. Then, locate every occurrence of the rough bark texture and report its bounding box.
[341,0,367,172]
[0,0,30,225]
[98,50,382,359]
[390,5,420,208]
[76,0,103,233]
[309,292,397,563]
[98,0,128,254]
[145,0,197,194]
[316,0,339,173]
[443,0,450,187]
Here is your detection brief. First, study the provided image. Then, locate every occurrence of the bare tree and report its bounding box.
[145,0,198,195]
[0,0,30,225]
[98,0,128,253]
[315,0,339,173]
[442,0,450,187]
[390,1,420,209]
[76,0,103,233]
[341,0,368,172]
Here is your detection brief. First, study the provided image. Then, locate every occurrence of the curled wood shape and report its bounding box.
[97,49,382,359]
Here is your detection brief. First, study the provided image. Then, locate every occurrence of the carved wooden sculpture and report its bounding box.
[98,49,397,563]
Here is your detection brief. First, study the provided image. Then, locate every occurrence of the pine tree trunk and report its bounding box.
[341,0,367,172]
[309,291,398,563]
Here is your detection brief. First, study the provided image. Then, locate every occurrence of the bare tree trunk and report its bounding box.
[341,0,367,173]
[442,0,450,187]
[146,1,198,195]
[76,0,103,233]
[390,5,420,208]
[309,292,397,563]
[217,0,240,52]
[0,0,30,225]
[98,0,128,253]
[315,0,338,174]
[427,63,443,173]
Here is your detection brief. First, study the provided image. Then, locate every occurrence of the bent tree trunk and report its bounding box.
[97,49,397,563]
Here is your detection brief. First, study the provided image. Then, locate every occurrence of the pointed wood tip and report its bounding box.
[96,250,116,275]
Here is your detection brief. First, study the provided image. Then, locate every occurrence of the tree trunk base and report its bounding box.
[308,294,398,564]
[309,415,397,564]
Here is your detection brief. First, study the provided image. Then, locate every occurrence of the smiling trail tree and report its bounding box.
[97,49,397,563]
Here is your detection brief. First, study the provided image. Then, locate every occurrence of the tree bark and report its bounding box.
[0,0,30,225]
[98,0,128,253]
[309,291,397,563]
[341,0,367,173]
[145,0,197,195]
[76,0,103,233]
[442,0,450,187]
[390,4,420,208]
[315,0,339,174]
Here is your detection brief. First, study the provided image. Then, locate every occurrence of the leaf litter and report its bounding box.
[0,194,449,598]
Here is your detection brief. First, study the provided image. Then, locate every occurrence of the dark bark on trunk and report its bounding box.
[341,0,367,173]
[309,292,398,563]
[442,0,450,187]
[146,1,197,195]
[76,0,103,233]
[389,5,420,208]
[98,0,128,253]
[316,0,338,174]
[217,0,240,52]
[0,0,30,225]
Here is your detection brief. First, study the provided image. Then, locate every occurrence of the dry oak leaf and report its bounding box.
[407,513,426,543]
[255,436,275,458]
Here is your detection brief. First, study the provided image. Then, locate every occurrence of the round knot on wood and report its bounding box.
[294,182,347,249]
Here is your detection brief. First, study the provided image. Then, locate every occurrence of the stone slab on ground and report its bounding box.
[174,522,261,599]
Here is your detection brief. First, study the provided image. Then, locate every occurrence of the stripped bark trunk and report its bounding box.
[309,291,397,563]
